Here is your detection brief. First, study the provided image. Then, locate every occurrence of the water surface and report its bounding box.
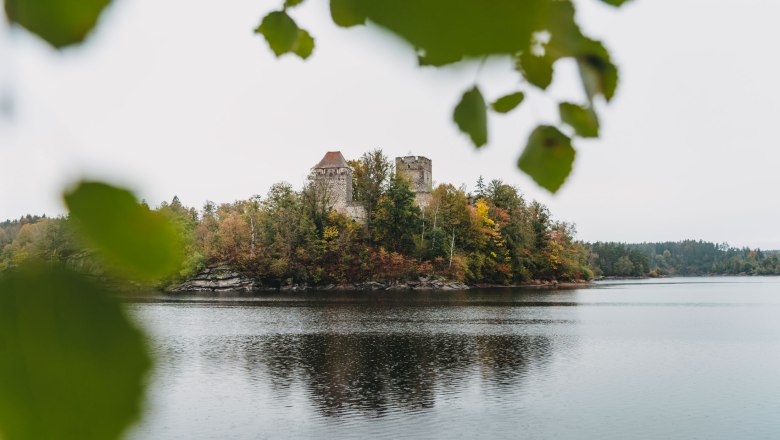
[128,277,780,439]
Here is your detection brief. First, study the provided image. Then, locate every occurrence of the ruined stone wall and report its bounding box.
[345,202,367,223]
[395,156,432,209]
[396,156,432,193]
[414,192,433,210]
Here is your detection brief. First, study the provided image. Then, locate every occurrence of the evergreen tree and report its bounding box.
[474,175,486,199]
[373,175,422,254]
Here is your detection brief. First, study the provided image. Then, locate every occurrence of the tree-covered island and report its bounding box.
[2,150,779,290]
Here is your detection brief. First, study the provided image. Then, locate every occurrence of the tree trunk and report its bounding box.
[449,228,455,268]
[248,212,256,257]
[420,209,425,261]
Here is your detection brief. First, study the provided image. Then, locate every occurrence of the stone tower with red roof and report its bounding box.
[312,151,366,222]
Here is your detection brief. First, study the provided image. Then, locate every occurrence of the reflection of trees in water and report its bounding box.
[476,335,553,386]
[244,333,556,417]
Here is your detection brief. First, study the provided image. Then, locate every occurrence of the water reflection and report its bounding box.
[153,330,561,418]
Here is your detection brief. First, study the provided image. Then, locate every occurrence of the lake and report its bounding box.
[127,277,780,439]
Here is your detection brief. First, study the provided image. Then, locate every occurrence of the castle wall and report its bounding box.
[414,192,433,210]
[312,167,353,212]
[396,156,432,209]
[345,202,367,224]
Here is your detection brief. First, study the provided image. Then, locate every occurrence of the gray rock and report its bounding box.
[166,265,263,293]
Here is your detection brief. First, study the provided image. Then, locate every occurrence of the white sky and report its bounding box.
[1,0,779,249]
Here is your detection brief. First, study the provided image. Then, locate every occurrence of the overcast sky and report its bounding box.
[1,0,778,248]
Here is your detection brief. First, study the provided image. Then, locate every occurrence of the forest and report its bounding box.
[589,241,780,277]
[0,150,593,287]
[3,151,779,286]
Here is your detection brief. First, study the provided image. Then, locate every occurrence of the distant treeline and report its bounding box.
[589,241,780,277]
[0,150,592,286]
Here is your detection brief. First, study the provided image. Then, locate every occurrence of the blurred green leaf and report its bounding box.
[491,91,525,114]
[453,86,487,147]
[292,29,315,59]
[559,102,599,138]
[516,52,555,90]
[330,0,366,27]
[417,52,462,67]
[518,125,575,192]
[578,40,618,102]
[256,11,299,57]
[314,0,621,192]
[63,181,183,280]
[0,265,151,440]
[4,0,110,48]
[284,0,305,8]
[256,11,314,60]
[327,0,582,65]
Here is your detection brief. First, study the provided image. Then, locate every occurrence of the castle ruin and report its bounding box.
[395,155,433,209]
[311,151,367,222]
[312,151,433,222]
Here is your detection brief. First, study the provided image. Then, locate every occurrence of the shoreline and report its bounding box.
[163,272,780,295]
[99,271,780,296]
[594,273,779,281]
[163,264,779,296]
[164,265,592,294]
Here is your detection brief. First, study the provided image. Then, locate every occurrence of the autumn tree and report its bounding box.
[468,199,512,284]
[301,175,333,236]
[262,182,316,281]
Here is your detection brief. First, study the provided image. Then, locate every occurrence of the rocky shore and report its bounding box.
[165,265,586,293]
[165,265,272,293]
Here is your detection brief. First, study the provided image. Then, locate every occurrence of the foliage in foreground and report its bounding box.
[0,181,184,440]
[0,265,151,440]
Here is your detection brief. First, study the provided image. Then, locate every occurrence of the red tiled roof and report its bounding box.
[314,151,348,169]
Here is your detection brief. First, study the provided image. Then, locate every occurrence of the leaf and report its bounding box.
[328,0,583,65]
[417,52,461,67]
[491,92,525,114]
[518,125,575,192]
[330,0,366,27]
[516,51,555,90]
[4,0,111,48]
[577,40,618,102]
[559,102,599,138]
[0,265,151,440]
[292,29,315,59]
[284,0,305,8]
[63,181,183,280]
[255,11,299,57]
[453,86,488,147]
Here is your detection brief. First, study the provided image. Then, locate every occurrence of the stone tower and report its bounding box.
[312,151,353,211]
[312,151,366,222]
[395,155,432,209]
